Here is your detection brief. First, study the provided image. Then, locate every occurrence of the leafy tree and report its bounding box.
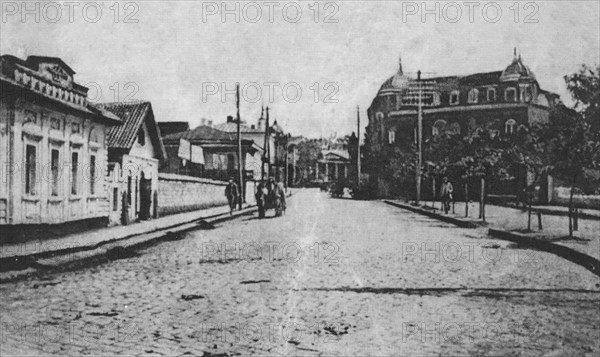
[545,65,599,237]
[506,122,552,230]
[296,139,322,184]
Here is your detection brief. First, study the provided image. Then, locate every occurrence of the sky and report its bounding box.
[1,0,599,139]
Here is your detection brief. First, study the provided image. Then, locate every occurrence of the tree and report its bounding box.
[454,129,510,222]
[547,65,599,237]
[296,139,322,184]
[506,122,551,230]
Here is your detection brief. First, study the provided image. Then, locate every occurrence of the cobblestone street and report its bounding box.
[1,189,599,356]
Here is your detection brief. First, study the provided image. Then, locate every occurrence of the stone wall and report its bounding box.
[157,173,228,216]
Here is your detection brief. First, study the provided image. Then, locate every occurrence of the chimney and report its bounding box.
[207,120,213,127]
[201,118,206,126]
[227,115,234,123]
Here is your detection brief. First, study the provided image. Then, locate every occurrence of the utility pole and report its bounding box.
[236,83,243,210]
[263,107,271,179]
[357,105,361,188]
[416,70,423,205]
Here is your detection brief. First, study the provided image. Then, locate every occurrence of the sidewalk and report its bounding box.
[0,203,255,262]
[388,200,600,261]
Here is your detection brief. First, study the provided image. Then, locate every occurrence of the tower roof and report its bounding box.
[500,48,536,82]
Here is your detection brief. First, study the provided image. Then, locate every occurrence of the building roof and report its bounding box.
[212,122,265,133]
[322,150,350,161]
[98,101,166,160]
[158,121,190,137]
[162,125,236,142]
[500,54,536,82]
[377,52,537,97]
[25,56,76,75]
[0,54,121,125]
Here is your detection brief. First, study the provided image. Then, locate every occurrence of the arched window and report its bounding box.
[505,88,517,102]
[376,112,384,120]
[432,120,447,136]
[468,89,479,104]
[505,119,517,134]
[450,90,460,105]
[487,87,496,102]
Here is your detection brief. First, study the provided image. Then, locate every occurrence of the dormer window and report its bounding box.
[505,88,517,102]
[487,88,497,102]
[137,128,145,145]
[467,89,479,104]
[520,85,532,102]
[450,91,460,105]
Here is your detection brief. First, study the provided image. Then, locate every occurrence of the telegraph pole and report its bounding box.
[357,105,361,188]
[236,83,243,210]
[263,107,271,178]
[416,70,423,205]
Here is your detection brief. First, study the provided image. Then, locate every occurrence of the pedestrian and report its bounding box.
[440,176,454,214]
[225,178,239,215]
[275,177,286,212]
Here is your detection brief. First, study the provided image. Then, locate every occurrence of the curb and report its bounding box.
[0,205,258,281]
[492,203,600,221]
[488,228,600,278]
[384,200,480,228]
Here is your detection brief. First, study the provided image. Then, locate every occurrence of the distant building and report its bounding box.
[0,55,121,225]
[161,125,262,182]
[157,121,189,137]
[213,109,285,180]
[99,101,166,225]
[366,52,560,200]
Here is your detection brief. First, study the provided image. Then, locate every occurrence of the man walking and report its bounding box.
[225,178,239,215]
[440,176,454,214]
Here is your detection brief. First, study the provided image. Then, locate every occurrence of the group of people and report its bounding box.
[224,177,286,217]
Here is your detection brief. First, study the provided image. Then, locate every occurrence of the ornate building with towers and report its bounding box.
[365,51,561,200]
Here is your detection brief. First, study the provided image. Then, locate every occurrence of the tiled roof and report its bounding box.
[212,122,264,133]
[162,125,235,142]
[99,101,152,149]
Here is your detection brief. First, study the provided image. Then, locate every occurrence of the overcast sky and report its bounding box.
[2,0,599,138]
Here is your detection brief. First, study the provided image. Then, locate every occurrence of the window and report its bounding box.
[432,92,441,106]
[71,152,79,195]
[505,88,517,102]
[450,91,460,105]
[376,112,384,120]
[505,119,517,134]
[432,120,447,136]
[51,149,60,196]
[113,188,119,211]
[487,88,496,102]
[467,89,479,104]
[388,130,396,144]
[388,95,397,110]
[137,128,145,145]
[89,155,96,195]
[25,145,37,195]
[521,85,532,102]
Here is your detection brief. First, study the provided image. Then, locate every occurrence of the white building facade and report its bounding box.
[0,55,121,225]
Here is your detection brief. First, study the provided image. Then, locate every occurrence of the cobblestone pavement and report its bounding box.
[1,189,599,356]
